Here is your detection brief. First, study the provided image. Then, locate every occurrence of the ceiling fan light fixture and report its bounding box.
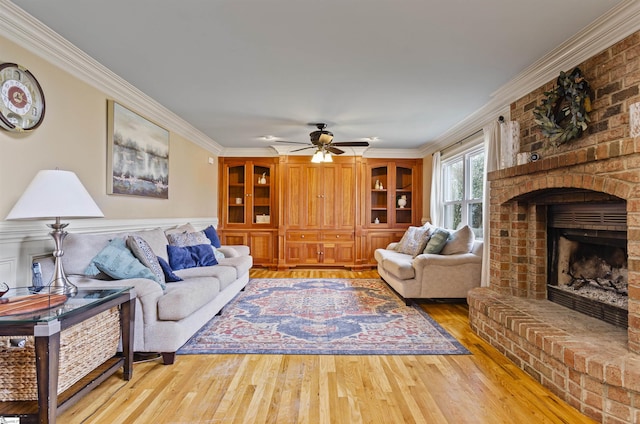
[311,149,333,163]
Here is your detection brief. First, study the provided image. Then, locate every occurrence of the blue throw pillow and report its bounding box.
[167,244,218,271]
[157,256,183,282]
[203,225,221,248]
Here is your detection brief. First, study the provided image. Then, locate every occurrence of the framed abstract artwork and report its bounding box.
[107,101,169,198]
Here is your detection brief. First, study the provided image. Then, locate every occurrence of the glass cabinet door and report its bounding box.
[227,165,246,224]
[253,165,271,224]
[395,166,413,224]
[370,166,388,224]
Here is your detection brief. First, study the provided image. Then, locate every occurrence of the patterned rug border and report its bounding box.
[178,278,471,356]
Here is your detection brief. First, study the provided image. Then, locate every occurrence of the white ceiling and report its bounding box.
[9,0,626,154]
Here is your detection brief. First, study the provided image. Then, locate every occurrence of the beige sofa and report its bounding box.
[374,225,483,303]
[39,225,252,365]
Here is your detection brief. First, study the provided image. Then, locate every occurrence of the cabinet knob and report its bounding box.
[336,235,340,238]
[301,234,305,238]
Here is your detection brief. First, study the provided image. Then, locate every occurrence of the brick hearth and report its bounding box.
[468,30,640,423]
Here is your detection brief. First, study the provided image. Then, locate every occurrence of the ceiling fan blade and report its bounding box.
[290,146,315,152]
[326,146,345,155]
[274,140,310,145]
[331,141,370,147]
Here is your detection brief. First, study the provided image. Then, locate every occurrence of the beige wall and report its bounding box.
[0,35,218,220]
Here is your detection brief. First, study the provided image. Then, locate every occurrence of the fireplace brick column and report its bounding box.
[470,29,640,421]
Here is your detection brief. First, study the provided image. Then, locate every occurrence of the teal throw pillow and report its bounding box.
[88,238,164,288]
[423,228,450,254]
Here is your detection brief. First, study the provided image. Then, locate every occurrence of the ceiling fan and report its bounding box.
[276,123,370,155]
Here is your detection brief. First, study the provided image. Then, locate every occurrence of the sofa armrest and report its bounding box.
[386,242,399,250]
[218,245,250,257]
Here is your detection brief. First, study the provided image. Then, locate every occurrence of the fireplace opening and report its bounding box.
[547,202,628,328]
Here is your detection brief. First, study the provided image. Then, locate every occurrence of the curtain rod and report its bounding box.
[439,116,504,154]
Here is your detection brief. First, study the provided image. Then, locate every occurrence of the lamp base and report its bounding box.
[47,276,78,296]
[47,219,78,297]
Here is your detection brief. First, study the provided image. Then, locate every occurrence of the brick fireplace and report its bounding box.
[468,30,640,423]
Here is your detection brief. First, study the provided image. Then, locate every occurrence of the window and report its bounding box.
[442,147,484,237]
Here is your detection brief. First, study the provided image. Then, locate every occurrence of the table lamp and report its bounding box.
[6,169,104,295]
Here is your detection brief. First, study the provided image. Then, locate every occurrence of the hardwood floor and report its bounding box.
[57,269,595,423]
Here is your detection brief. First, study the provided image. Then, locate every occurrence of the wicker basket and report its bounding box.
[0,306,121,401]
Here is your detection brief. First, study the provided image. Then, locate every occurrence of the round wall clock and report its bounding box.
[0,63,46,132]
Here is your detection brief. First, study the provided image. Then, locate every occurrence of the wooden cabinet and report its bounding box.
[280,157,356,268]
[358,158,423,267]
[219,156,421,270]
[219,158,278,267]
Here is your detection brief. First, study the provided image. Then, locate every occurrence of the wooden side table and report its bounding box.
[0,287,135,424]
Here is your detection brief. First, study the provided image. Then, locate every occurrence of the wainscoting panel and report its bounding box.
[0,217,218,287]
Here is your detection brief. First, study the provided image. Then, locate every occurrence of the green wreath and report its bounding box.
[533,67,593,147]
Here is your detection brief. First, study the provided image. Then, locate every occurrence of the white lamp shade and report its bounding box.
[6,170,104,220]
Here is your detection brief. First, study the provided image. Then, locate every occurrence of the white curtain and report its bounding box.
[481,122,501,287]
[429,151,442,227]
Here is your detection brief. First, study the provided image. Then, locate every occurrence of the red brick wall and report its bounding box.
[487,29,640,353]
[512,31,640,161]
[470,30,640,422]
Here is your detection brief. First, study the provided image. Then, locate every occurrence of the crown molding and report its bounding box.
[423,0,640,156]
[363,148,423,159]
[220,147,280,157]
[0,0,223,156]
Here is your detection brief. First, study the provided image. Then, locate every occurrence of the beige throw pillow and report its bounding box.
[395,226,433,257]
[441,225,475,255]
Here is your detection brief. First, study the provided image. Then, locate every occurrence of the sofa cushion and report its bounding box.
[131,228,170,262]
[127,235,166,285]
[424,228,450,254]
[64,232,124,276]
[157,277,221,321]
[441,225,475,255]
[164,223,197,235]
[217,255,253,278]
[375,249,416,280]
[167,244,218,270]
[174,264,237,289]
[395,226,433,257]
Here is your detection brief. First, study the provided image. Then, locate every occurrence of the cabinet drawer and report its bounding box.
[321,231,354,241]
[286,231,319,241]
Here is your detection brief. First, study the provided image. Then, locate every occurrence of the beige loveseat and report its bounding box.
[39,225,252,365]
[374,225,482,303]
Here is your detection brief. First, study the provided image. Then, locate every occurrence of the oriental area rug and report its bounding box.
[177,278,470,355]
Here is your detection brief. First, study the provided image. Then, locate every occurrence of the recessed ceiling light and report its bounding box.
[366,136,380,142]
[260,135,277,141]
